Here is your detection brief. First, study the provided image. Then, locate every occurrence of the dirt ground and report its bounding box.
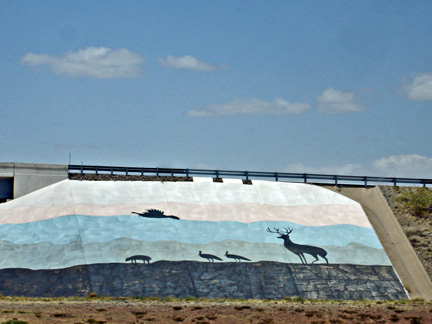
[0,298,431,324]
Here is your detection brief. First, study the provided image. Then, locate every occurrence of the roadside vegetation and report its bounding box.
[381,186,432,279]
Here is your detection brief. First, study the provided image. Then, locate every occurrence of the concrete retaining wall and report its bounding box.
[0,262,406,300]
[327,186,432,300]
[0,162,68,199]
[0,178,411,300]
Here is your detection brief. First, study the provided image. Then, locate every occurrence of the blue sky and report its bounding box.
[1,1,432,178]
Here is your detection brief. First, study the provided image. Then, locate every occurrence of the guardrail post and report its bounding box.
[95,166,98,175]
[126,167,128,176]
[216,170,219,178]
[393,178,397,186]
[186,169,189,177]
[141,168,144,176]
[111,167,113,177]
[275,172,279,181]
[245,171,249,180]
[303,173,307,183]
[364,177,367,188]
[156,168,159,177]
[80,165,83,176]
[334,175,338,186]
[171,168,174,176]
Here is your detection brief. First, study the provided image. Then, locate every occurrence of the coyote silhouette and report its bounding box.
[125,255,152,264]
[267,227,328,264]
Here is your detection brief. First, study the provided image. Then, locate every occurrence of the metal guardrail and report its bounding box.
[68,164,432,187]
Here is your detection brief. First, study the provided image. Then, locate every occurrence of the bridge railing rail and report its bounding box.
[68,164,432,187]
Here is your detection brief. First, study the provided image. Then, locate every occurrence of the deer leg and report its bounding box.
[297,253,306,264]
[301,253,308,264]
[311,254,319,264]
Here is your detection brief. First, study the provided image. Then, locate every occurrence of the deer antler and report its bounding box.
[266,227,293,235]
[284,227,293,234]
[266,227,282,234]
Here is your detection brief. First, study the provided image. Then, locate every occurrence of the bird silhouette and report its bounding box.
[132,209,179,220]
[198,251,223,262]
[225,251,251,262]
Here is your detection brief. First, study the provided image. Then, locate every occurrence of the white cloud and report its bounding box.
[317,88,367,113]
[404,72,432,101]
[21,47,145,79]
[188,98,311,117]
[283,154,432,179]
[158,55,228,71]
[195,162,219,170]
[372,154,432,178]
[283,162,364,176]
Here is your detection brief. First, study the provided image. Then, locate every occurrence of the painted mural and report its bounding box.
[0,178,407,299]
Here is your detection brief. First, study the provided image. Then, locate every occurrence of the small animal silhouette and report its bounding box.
[225,251,251,262]
[125,255,152,264]
[266,227,328,264]
[198,251,223,262]
[132,209,180,220]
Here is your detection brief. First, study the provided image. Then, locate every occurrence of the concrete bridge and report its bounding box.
[0,162,68,202]
[0,162,431,300]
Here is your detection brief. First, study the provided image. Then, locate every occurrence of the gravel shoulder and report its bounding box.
[0,298,431,324]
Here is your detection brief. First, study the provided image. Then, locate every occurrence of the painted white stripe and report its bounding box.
[0,178,370,227]
[0,179,358,208]
[0,203,371,227]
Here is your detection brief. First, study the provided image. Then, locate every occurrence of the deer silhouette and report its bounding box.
[225,251,251,262]
[266,227,328,264]
[198,251,223,262]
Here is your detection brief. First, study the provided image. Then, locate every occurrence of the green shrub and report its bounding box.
[397,188,432,217]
